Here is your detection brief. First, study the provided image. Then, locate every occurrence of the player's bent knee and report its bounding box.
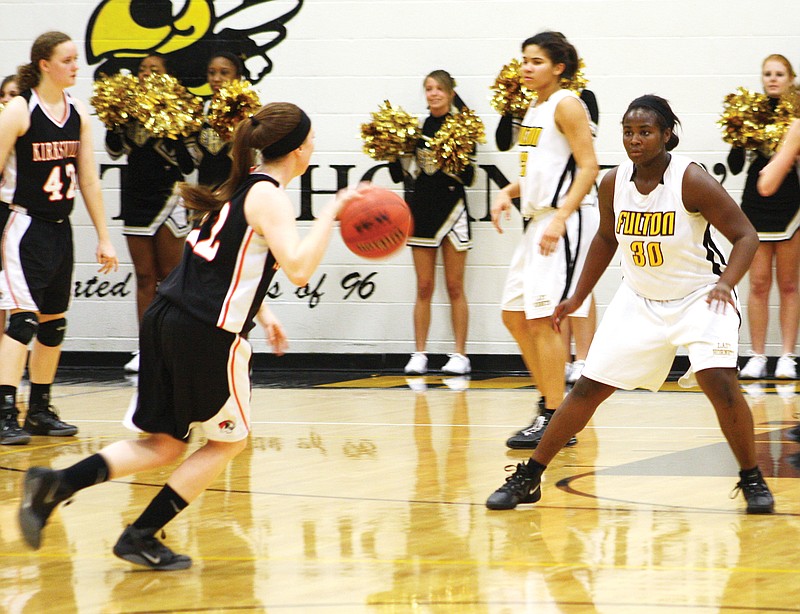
[36,317,67,347]
[6,312,39,345]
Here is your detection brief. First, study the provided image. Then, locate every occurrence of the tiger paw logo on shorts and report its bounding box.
[218,420,236,433]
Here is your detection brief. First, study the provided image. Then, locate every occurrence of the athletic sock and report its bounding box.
[0,386,16,407]
[28,383,52,409]
[526,459,548,474]
[60,453,110,493]
[132,484,189,534]
[739,466,760,480]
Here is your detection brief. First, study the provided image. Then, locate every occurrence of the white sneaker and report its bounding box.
[404,352,428,375]
[564,362,572,382]
[441,353,471,375]
[124,350,140,373]
[775,354,797,379]
[739,354,767,379]
[567,360,585,384]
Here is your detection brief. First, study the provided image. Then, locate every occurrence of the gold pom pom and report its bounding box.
[561,58,589,92]
[361,100,420,161]
[489,58,534,118]
[207,79,261,140]
[427,107,486,175]
[90,72,139,129]
[130,73,203,139]
[718,87,800,154]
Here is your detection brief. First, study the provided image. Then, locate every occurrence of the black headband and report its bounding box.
[259,110,311,159]
[627,99,673,129]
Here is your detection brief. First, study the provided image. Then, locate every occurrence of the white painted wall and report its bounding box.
[1,0,798,357]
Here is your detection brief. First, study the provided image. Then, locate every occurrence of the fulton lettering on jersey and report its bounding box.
[616,210,675,237]
[518,126,543,147]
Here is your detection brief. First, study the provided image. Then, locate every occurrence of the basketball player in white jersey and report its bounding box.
[486,95,775,515]
[0,32,118,445]
[492,31,599,450]
[18,103,367,569]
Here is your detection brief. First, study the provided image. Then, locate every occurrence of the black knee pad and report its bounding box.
[6,312,39,345]
[37,317,67,347]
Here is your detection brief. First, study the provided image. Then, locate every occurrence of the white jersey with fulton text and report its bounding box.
[518,88,594,216]
[613,155,727,301]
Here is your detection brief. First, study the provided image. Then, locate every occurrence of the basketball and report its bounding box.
[340,187,413,259]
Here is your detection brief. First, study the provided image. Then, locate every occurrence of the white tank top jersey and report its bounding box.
[517,88,594,216]
[613,155,727,301]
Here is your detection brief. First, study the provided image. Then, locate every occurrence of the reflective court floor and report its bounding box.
[1,370,800,613]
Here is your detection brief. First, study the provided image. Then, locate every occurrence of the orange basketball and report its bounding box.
[340,187,413,259]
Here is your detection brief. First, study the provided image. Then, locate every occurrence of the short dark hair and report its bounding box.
[624,94,681,151]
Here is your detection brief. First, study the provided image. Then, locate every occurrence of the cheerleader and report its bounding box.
[105,54,196,373]
[193,51,247,190]
[395,70,476,377]
[731,55,800,379]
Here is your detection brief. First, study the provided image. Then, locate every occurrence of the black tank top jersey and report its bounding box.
[158,173,279,335]
[1,89,81,222]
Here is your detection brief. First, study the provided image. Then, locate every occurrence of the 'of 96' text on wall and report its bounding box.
[74,271,378,308]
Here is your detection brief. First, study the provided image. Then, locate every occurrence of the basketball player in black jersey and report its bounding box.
[0,31,118,445]
[18,102,367,570]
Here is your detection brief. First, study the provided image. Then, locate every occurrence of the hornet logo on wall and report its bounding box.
[85,0,304,96]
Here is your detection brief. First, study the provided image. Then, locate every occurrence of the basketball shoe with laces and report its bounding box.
[24,404,78,437]
[113,525,192,570]
[1,399,31,445]
[731,467,774,514]
[486,462,543,510]
[506,399,578,449]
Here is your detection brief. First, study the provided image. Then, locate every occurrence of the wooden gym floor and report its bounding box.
[1,370,799,613]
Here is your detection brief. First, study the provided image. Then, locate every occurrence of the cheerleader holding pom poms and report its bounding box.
[362,72,484,377]
[719,55,800,380]
[92,54,201,373]
[188,51,260,191]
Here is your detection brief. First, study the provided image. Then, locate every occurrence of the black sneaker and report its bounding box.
[1,403,31,445]
[486,462,543,510]
[24,405,78,437]
[731,468,775,514]
[19,467,73,549]
[506,412,578,449]
[113,525,192,571]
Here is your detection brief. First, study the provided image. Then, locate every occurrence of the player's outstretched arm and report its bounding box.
[758,119,800,197]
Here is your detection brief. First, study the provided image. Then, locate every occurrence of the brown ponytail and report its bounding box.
[16,31,72,91]
[178,103,308,213]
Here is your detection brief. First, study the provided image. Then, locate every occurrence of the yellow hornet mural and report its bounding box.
[86,0,304,96]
